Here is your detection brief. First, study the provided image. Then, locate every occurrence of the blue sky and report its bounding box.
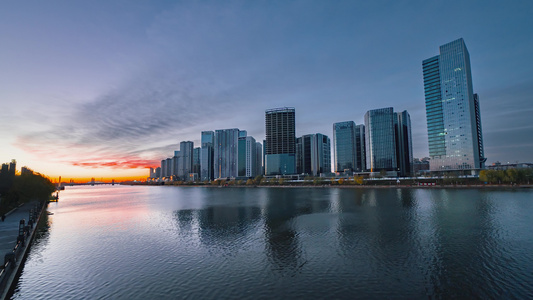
[1,1,532,178]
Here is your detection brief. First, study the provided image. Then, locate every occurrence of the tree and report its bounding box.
[278,178,285,185]
[338,178,345,185]
[246,179,254,185]
[479,170,488,183]
[2,172,55,214]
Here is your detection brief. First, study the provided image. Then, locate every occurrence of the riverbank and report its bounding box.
[132,182,533,189]
[0,201,46,300]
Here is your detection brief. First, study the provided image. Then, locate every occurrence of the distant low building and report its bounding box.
[487,162,533,170]
[413,158,430,175]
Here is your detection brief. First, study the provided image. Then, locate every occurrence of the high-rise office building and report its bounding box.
[395,111,413,177]
[173,151,180,178]
[365,107,397,173]
[423,38,485,171]
[192,147,201,177]
[255,142,263,177]
[265,107,296,175]
[238,135,247,177]
[297,133,330,176]
[355,124,366,172]
[166,157,173,178]
[296,135,312,175]
[245,136,258,177]
[214,128,240,178]
[333,121,357,173]
[179,141,194,179]
[311,133,331,176]
[364,107,413,176]
[262,140,266,175]
[160,159,167,178]
[201,131,214,181]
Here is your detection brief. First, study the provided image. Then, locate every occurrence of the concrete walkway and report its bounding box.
[0,201,42,299]
[0,202,38,257]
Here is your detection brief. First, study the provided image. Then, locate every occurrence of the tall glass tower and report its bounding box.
[394,111,413,177]
[354,124,366,172]
[423,38,485,171]
[214,128,240,179]
[201,131,214,181]
[364,107,397,172]
[265,107,296,175]
[333,121,357,173]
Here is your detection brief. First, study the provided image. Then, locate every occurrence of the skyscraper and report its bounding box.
[201,131,214,181]
[179,141,194,179]
[192,147,201,177]
[333,121,357,173]
[297,133,330,176]
[214,128,240,178]
[354,124,366,172]
[311,133,331,176]
[365,107,397,173]
[238,135,247,177]
[160,159,167,178]
[395,111,413,177]
[423,38,485,171]
[265,107,296,175]
[245,136,258,177]
[255,142,263,177]
[364,107,413,176]
[296,135,312,175]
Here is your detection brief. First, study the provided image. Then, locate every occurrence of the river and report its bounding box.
[10,185,533,299]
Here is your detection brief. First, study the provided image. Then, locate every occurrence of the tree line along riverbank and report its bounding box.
[0,171,55,216]
[135,168,533,187]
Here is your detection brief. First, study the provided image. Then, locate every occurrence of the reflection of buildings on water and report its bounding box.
[428,189,498,297]
[263,189,306,274]
[173,203,262,252]
[174,209,195,233]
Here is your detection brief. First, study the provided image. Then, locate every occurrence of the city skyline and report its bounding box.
[1,1,532,180]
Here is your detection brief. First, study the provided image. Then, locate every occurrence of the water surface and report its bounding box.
[12,186,533,299]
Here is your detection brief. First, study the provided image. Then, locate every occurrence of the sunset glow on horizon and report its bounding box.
[2,1,533,178]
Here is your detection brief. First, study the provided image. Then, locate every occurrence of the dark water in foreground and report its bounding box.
[11,186,533,299]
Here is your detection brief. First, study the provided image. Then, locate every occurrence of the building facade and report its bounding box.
[355,124,366,172]
[423,38,485,171]
[297,133,330,176]
[255,142,263,177]
[245,136,258,177]
[296,135,312,175]
[395,111,413,176]
[265,107,296,175]
[192,147,201,178]
[311,133,331,176]
[333,121,357,173]
[179,141,194,179]
[365,107,397,173]
[160,159,167,178]
[201,131,214,181]
[214,128,240,179]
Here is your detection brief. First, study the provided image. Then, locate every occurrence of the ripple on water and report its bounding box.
[11,186,533,299]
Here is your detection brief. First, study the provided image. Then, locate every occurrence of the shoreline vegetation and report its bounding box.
[131,169,533,189]
[0,172,55,215]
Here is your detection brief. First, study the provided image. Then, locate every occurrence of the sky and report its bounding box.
[1,0,532,181]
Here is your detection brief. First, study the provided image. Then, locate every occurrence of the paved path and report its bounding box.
[0,201,42,299]
[0,202,39,258]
